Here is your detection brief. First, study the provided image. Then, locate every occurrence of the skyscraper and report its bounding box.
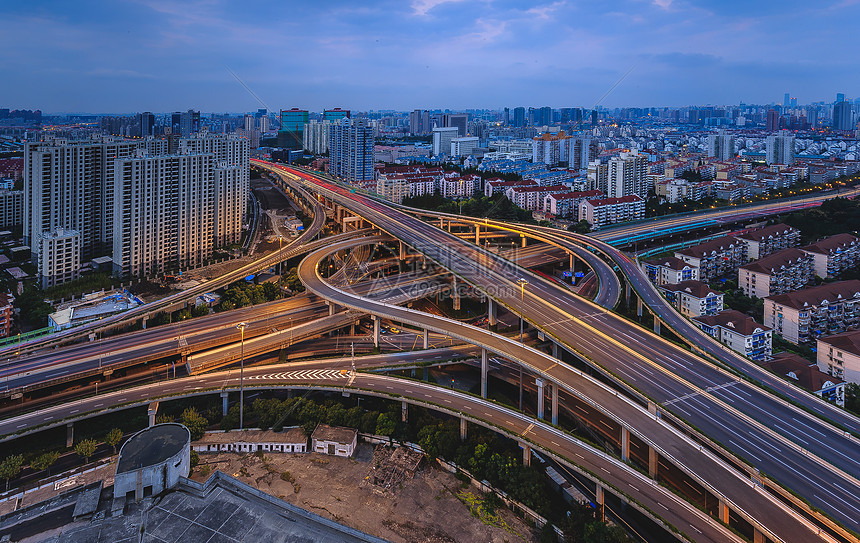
[138,112,155,137]
[171,110,200,137]
[837,93,846,103]
[607,151,648,199]
[766,109,780,132]
[243,114,254,131]
[278,108,309,150]
[833,100,853,131]
[707,130,735,160]
[303,120,330,154]
[329,118,374,184]
[443,114,468,137]
[513,107,526,128]
[766,130,795,165]
[431,127,458,157]
[784,93,791,107]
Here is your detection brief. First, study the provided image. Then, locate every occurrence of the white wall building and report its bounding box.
[193,428,308,454]
[432,127,459,157]
[766,130,795,165]
[451,137,479,157]
[39,227,81,289]
[693,310,772,361]
[607,151,648,199]
[311,424,358,457]
[818,330,860,384]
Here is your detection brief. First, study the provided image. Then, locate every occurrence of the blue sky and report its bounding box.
[2,0,858,113]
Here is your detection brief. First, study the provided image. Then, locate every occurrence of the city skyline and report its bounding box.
[2,0,859,113]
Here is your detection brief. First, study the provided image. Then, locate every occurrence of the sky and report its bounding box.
[2,0,859,113]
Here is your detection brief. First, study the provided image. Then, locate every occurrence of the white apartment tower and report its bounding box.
[303,120,330,155]
[587,160,609,194]
[607,151,648,199]
[329,118,375,183]
[766,130,795,165]
[707,130,735,161]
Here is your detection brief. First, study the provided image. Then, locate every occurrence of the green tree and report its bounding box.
[31,450,60,476]
[846,383,860,417]
[0,454,24,491]
[375,413,397,443]
[74,439,99,463]
[105,428,124,454]
[568,220,592,234]
[180,407,209,440]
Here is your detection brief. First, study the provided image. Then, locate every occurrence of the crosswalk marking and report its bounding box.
[248,369,348,381]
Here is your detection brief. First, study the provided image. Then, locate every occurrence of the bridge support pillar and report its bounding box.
[423,367,429,381]
[221,391,229,416]
[142,316,147,330]
[637,297,643,318]
[439,218,444,229]
[328,302,336,316]
[522,443,531,467]
[423,329,429,350]
[536,378,546,420]
[475,225,480,244]
[551,383,559,425]
[521,234,527,248]
[718,500,730,525]
[460,417,468,441]
[552,342,559,359]
[452,278,460,311]
[653,319,661,334]
[626,283,632,308]
[569,253,576,283]
[373,316,380,348]
[595,484,605,522]
[399,241,406,261]
[401,401,408,423]
[487,298,497,327]
[66,423,74,448]
[648,446,658,479]
[620,427,630,462]
[481,349,488,398]
[148,402,159,427]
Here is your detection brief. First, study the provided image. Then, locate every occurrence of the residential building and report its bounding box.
[329,118,375,184]
[39,227,81,289]
[693,310,772,361]
[834,100,853,131]
[763,353,844,406]
[532,131,571,167]
[440,174,478,199]
[506,184,568,211]
[765,130,795,165]
[451,137,479,157]
[568,136,592,172]
[0,293,13,338]
[543,190,602,219]
[801,233,860,278]
[0,189,23,229]
[311,424,358,457]
[675,236,747,282]
[587,160,609,193]
[707,130,735,161]
[734,223,801,260]
[171,110,200,138]
[376,174,407,204]
[607,151,648,199]
[660,280,724,317]
[818,330,860,383]
[764,280,860,344]
[193,428,308,454]
[278,108,309,150]
[578,195,644,229]
[431,127,459,157]
[738,248,814,298]
[303,120,330,154]
[640,256,699,286]
[484,178,536,198]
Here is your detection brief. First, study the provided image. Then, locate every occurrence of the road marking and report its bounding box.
[17,424,26,428]
[600,467,610,473]
[522,423,534,436]
[628,483,639,491]
[70,409,78,414]
[689,525,702,534]
[574,453,584,459]
[43,416,52,421]
[657,502,668,510]
[94,403,103,407]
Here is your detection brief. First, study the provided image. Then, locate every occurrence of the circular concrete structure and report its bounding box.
[114,423,191,501]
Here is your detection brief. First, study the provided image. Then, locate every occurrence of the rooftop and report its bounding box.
[660,280,719,298]
[801,233,859,255]
[675,235,740,258]
[764,352,843,392]
[735,223,798,242]
[117,423,190,473]
[195,427,307,445]
[818,328,860,355]
[693,309,770,335]
[766,280,860,309]
[311,424,357,444]
[740,247,809,274]
[642,256,694,271]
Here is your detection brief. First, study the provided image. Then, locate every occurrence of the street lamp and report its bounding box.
[278,235,284,277]
[517,278,528,344]
[237,322,247,430]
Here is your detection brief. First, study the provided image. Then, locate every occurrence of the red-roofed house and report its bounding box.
[578,195,644,229]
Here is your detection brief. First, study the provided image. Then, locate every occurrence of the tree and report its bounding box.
[31,450,60,476]
[846,383,860,417]
[180,407,209,440]
[0,454,24,491]
[75,439,99,463]
[375,413,397,443]
[568,220,591,234]
[105,428,124,454]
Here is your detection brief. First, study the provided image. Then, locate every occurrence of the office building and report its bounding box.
[323,108,350,123]
[766,109,780,132]
[138,112,155,137]
[171,110,200,137]
[607,151,648,199]
[707,130,735,160]
[834,100,853,131]
[431,127,459,157]
[450,137,479,157]
[409,109,430,135]
[765,280,860,345]
[329,118,375,184]
[765,130,795,165]
[278,109,309,150]
[443,114,468,137]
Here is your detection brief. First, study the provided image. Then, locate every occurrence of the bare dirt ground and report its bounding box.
[191,445,538,543]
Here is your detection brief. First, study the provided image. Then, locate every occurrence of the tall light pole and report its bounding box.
[278,235,284,277]
[517,278,528,344]
[237,322,247,430]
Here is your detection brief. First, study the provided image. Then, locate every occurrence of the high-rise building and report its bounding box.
[243,114,255,131]
[409,109,424,135]
[784,93,791,107]
[431,127,459,157]
[587,160,609,194]
[790,97,797,108]
[837,93,846,103]
[532,132,571,167]
[607,151,648,199]
[171,110,200,137]
[323,108,350,123]
[834,100,853,131]
[443,114,468,137]
[766,109,780,132]
[513,107,526,128]
[539,106,553,126]
[503,107,510,125]
[258,115,269,133]
[138,112,155,137]
[39,227,81,289]
[569,136,591,171]
[329,118,375,184]
[451,137,479,157]
[707,129,735,160]
[0,189,23,229]
[278,109,309,150]
[766,130,795,165]
[303,120,330,154]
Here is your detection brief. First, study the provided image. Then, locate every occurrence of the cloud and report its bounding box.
[525,1,566,20]
[410,0,468,16]
[653,0,673,8]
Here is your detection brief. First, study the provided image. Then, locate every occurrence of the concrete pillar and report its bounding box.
[147,402,159,427]
[423,329,429,350]
[475,225,480,244]
[625,283,632,308]
[569,253,575,277]
[552,342,559,359]
[653,319,661,334]
[221,391,229,416]
[399,241,406,261]
[637,297,644,317]
[718,500,730,524]
[141,316,147,330]
[328,302,336,316]
[595,484,605,522]
[648,446,658,479]
[401,401,408,423]
[460,417,468,441]
[481,349,488,398]
[551,383,559,425]
[452,278,461,311]
[753,529,766,543]
[373,316,380,348]
[521,234,527,248]
[439,218,444,229]
[487,298,497,326]
[423,367,429,381]
[66,423,74,448]
[620,427,630,462]
[536,378,546,420]
[522,444,531,467]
